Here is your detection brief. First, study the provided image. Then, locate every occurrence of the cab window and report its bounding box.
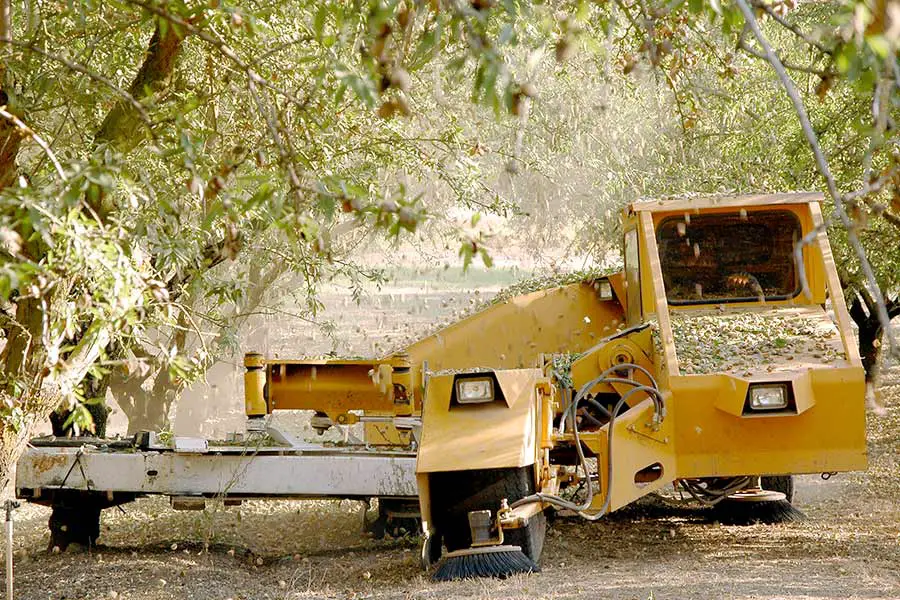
[657,210,801,305]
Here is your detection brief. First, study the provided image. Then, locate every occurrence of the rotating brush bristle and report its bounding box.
[431,545,539,581]
[712,499,806,525]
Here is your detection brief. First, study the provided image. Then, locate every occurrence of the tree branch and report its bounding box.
[737,34,830,76]
[0,106,67,181]
[125,0,308,109]
[842,169,900,232]
[44,322,111,398]
[3,39,155,135]
[750,0,832,56]
[734,1,899,355]
[95,22,184,151]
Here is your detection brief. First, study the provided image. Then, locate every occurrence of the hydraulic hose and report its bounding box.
[679,477,753,505]
[558,363,664,436]
[512,363,665,521]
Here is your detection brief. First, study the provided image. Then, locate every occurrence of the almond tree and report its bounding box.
[0,0,515,488]
[3,0,899,494]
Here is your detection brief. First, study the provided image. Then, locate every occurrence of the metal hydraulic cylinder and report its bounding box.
[244,352,267,418]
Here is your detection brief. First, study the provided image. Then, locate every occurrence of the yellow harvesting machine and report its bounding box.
[17,192,867,576]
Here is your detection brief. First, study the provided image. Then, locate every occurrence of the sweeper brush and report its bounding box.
[711,490,807,525]
[431,546,539,581]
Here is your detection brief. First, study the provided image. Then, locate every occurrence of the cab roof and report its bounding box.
[628,192,824,214]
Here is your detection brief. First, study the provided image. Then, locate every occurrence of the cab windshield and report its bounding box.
[657,210,801,305]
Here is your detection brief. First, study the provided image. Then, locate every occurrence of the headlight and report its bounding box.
[456,377,495,404]
[598,280,613,300]
[748,384,789,410]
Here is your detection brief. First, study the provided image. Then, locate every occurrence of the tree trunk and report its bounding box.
[0,296,52,492]
[857,319,882,384]
[49,370,112,437]
[0,296,44,379]
[848,294,900,385]
[0,391,55,493]
[0,310,109,491]
[0,0,21,191]
[109,365,178,433]
[123,395,173,433]
[95,22,185,154]
[0,111,22,190]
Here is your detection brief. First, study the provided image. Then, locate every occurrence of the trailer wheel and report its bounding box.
[48,503,102,551]
[43,490,135,552]
[761,475,795,503]
[366,499,420,539]
[428,466,546,564]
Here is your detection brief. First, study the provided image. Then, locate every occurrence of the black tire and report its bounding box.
[420,531,443,569]
[761,475,795,503]
[428,466,546,564]
[48,504,101,551]
[44,490,135,552]
[367,511,387,540]
[366,499,421,539]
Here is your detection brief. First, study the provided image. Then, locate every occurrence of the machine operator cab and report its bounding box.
[621,193,866,477]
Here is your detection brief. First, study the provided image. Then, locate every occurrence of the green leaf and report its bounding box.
[472,61,486,104]
[866,34,890,58]
[340,70,377,109]
[479,248,493,268]
[411,24,441,69]
[835,43,854,73]
[722,6,743,35]
[459,242,475,271]
[313,5,328,40]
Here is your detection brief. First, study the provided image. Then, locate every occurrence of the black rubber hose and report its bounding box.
[512,359,667,519]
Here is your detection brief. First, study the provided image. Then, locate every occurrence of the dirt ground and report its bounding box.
[7,279,900,600]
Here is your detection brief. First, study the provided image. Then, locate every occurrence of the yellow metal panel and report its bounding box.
[670,367,866,477]
[810,202,863,367]
[709,374,751,418]
[266,361,393,419]
[416,370,541,473]
[574,399,676,514]
[607,272,627,311]
[639,211,679,375]
[416,472,434,536]
[405,284,625,373]
[630,192,824,213]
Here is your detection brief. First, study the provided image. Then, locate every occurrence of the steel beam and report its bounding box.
[17,446,418,499]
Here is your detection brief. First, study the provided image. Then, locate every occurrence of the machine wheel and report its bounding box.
[366,499,420,539]
[761,475,795,503]
[44,490,135,552]
[48,502,102,551]
[428,466,547,564]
